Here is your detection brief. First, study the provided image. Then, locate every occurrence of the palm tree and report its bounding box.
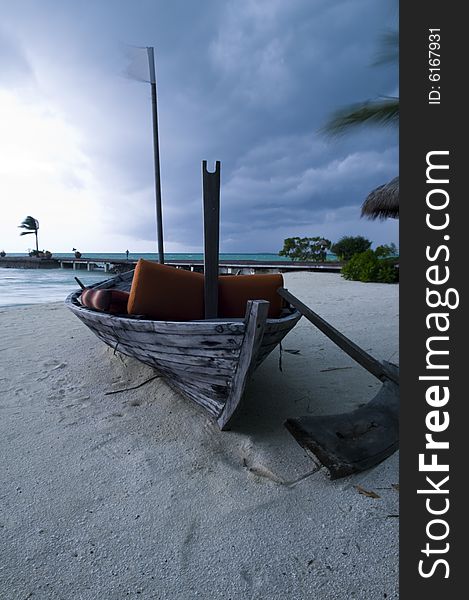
[322,32,399,136]
[19,216,40,254]
[322,97,398,136]
[321,31,399,220]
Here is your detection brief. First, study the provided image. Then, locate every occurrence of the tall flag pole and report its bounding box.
[147,47,165,264]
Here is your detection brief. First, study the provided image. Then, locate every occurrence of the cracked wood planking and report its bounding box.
[66,271,300,429]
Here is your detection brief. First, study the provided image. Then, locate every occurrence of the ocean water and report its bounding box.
[0,268,109,307]
[3,252,295,262]
[0,253,280,307]
[0,252,338,307]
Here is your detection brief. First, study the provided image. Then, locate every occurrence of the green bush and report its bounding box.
[341,250,398,283]
[375,243,398,258]
[331,236,372,261]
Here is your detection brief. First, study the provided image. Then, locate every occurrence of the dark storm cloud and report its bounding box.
[3,0,398,250]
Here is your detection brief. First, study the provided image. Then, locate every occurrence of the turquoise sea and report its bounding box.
[2,252,296,262]
[0,252,337,307]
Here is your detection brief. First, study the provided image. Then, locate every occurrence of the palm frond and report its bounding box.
[19,231,34,236]
[18,216,39,231]
[372,31,399,66]
[321,98,399,137]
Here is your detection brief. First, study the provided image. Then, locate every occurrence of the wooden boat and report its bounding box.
[65,269,301,429]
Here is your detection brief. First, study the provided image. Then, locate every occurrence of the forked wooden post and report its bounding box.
[202,160,221,319]
[217,300,270,430]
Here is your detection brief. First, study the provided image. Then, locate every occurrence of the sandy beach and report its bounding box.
[0,271,399,599]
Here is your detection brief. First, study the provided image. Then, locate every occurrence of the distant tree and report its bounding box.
[331,236,372,261]
[19,216,40,254]
[279,237,331,262]
[375,243,398,258]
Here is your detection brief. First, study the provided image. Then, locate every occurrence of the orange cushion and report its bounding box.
[127,259,205,321]
[218,274,284,318]
[80,289,130,314]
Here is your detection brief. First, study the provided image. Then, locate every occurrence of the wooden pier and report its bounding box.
[0,256,344,274]
[57,257,342,275]
[0,257,58,269]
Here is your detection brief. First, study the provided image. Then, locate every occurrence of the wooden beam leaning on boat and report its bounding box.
[278,288,399,479]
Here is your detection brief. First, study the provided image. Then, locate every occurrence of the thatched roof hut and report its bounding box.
[361,176,399,220]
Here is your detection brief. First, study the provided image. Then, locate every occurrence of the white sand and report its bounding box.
[0,272,399,599]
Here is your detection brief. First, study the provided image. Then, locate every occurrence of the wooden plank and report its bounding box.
[87,322,243,350]
[217,300,270,429]
[132,346,238,375]
[156,362,229,396]
[256,320,301,363]
[170,375,228,402]
[71,294,298,343]
[285,367,399,479]
[202,160,221,318]
[71,307,246,336]
[257,314,301,355]
[263,315,302,334]
[71,301,299,343]
[120,341,239,359]
[97,336,236,382]
[92,334,241,359]
[95,334,238,372]
[144,362,231,386]
[69,291,302,337]
[163,378,223,417]
[95,335,237,368]
[261,329,295,347]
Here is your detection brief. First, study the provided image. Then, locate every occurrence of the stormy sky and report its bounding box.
[0,0,398,254]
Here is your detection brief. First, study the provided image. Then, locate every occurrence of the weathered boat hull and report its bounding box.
[65,271,301,429]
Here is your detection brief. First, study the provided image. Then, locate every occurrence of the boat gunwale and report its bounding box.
[65,289,301,330]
